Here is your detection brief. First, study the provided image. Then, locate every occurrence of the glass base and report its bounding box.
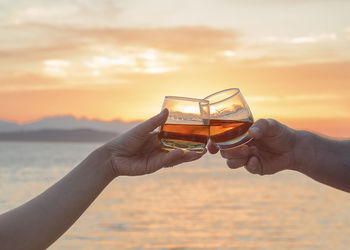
[160,138,206,152]
[213,133,252,150]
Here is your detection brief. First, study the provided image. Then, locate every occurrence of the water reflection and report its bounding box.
[0,142,349,249]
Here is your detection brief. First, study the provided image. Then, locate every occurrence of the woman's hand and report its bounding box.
[104,109,206,177]
[208,119,297,175]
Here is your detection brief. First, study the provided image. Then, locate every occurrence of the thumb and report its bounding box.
[248,119,283,139]
[132,109,169,135]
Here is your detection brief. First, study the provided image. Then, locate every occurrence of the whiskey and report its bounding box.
[210,119,253,149]
[158,123,209,152]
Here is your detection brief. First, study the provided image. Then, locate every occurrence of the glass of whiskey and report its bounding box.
[204,88,254,150]
[158,96,210,152]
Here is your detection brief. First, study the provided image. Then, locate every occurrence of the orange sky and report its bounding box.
[0,0,349,137]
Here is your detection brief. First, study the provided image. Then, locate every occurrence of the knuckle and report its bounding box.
[255,118,268,127]
[270,118,283,127]
[249,146,259,155]
[267,118,279,129]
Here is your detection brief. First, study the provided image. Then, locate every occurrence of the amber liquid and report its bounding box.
[210,119,253,149]
[158,124,209,152]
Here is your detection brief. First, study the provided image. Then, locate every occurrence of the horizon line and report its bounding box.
[0,114,143,125]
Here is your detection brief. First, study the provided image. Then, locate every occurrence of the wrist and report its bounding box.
[90,145,117,181]
[292,129,316,174]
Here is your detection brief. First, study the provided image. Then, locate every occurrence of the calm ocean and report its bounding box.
[0,141,349,249]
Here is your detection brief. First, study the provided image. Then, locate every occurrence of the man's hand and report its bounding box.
[208,119,297,175]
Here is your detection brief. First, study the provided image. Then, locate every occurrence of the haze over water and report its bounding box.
[1,141,349,249]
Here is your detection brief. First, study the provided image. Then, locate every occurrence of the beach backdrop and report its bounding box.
[0,0,350,249]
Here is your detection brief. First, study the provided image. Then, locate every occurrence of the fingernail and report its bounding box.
[161,108,168,114]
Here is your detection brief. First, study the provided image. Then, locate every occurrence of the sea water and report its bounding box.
[0,142,350,249]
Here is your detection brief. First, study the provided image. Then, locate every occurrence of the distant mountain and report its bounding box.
[0,116,140,133]
[0,120,20,132]
[0,129,118,143]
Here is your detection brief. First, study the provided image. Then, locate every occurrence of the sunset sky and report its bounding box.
[0,0,349,137]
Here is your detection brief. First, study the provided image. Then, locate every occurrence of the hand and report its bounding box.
[103,109,206,177]
[208,119,297,175]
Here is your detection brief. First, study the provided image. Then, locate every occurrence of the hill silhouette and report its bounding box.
[0,129,118,143]
[0,115,140,133]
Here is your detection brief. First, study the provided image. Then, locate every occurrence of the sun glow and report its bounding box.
[43,60,70,77]
[1,0,350,137]
[83,48,182,75]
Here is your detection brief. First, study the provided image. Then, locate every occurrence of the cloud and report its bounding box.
[6,1,121,27]
[239,34,350,67]
[171,59,350,98]
[0,24,240,77]
[26,24,240,54]
[291,34,337,44]
[84,50,182,75]
[0,42,86,61]
[246,0,347,2]
[345,27,350,39]
[260,33,337,44]
[0,23,240,58]
[43,60,71,77]
[87,26,239,53]
[247,94,342,103]
[0,72,63,91]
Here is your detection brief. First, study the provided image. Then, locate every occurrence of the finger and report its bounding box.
[160,149,185,168]
[248,145,259,155]
[133,109,169,135]
[248,119,283,139]
[226,157,248,169]
[183,149,207,162]
[207,141,219,154]
[162,149,206,168]
[244,156,263,175]
[220,144,250,159]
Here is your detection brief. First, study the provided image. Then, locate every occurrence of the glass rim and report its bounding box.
[203,88,240,106]
[165,95,209,104]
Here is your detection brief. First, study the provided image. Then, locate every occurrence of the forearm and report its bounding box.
[0,146,115,250]
[294,130,350,192]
